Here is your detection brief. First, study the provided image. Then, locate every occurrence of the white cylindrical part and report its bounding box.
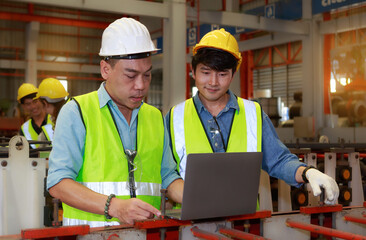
[1,168,8,235]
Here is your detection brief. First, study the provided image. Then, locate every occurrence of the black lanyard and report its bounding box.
[107,104,137,198]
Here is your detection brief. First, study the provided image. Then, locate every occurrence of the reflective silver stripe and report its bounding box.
[172,101,187,179]
[242,99,258,152]
[22,120,36,149]
[63,217,119,227]
[81,181,161,196]
[173,99,259,179]
[42,124,54,141]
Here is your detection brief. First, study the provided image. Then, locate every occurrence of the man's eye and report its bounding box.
[126,75,135,79]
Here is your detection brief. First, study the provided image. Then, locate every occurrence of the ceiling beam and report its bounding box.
[10,0,169,18]
[319,12,366,34]
[238,33,304,51]
[0,60,99,73]
[188,10,310,35]
[0,11,109,29]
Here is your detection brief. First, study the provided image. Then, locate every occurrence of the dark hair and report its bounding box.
[41,99,66,125]
[20,93,37,104]
[104,58,118,68]
[52,99,66,124]
[191,48,238,75]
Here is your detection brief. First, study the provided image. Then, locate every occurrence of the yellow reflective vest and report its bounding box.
[21,114,53,148]
[169,97,262,209]
[62,91,164,227]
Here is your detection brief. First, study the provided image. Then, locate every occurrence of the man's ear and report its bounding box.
[190,64,196,80]
[100,60,111,80]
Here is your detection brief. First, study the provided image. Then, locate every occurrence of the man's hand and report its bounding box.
[108,198,161,224]
[306,169,339,205]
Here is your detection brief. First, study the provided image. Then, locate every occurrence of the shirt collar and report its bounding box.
[97,82,111,108]
[192,89,239,114]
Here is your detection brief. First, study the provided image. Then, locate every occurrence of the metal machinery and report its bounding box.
[1,136,366,240]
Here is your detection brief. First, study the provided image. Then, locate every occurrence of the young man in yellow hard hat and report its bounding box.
[47,18,183,227]
[34,77,69,142]
[166,28,339,206]
[17,83,52,148]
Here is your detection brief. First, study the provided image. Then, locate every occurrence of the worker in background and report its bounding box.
[166,29,339,206]
[17,83,52,148]
[47,17,183,227]
[34,77,69,142]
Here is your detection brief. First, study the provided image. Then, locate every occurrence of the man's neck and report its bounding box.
[199,93,230,117]
[32,112,46,127]
[119,106,133,125]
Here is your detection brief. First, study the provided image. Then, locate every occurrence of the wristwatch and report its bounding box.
[302,165,316,183]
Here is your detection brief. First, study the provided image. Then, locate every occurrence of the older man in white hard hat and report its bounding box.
[47,18,183,227]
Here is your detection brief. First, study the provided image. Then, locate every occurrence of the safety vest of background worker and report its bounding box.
[35,77,69,142]
[61,18,164,226]
[18,83,53,148]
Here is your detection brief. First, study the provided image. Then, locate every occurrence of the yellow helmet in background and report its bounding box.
[17,83,38,103]
[193,28,242,71]
[35,78,69,103]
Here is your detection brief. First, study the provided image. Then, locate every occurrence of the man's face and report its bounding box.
[102,58,152,111]
[192,63,233,103]
[22,98,44,118]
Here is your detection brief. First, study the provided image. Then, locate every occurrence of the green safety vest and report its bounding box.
[62,91,164,227]
[170,97,262,209]
[21,114,53,148]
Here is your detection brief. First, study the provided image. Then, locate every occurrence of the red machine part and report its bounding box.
[300,204,343,214]
[344,215,366,225]
[286,219,366,240]
[21,225,90,239]
[191,226,231,240]
[219,226,271,240]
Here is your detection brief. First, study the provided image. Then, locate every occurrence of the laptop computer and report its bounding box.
[164,152,262,221]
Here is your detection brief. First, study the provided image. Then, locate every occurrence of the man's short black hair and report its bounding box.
[20,93,37,104]
[191,48,238,75]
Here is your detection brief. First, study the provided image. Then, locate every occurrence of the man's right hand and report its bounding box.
[108,198,161,224]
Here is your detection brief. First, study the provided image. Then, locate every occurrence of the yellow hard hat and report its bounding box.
[17,83,38,102]
[35,78,69,103]
[193,28,242,70]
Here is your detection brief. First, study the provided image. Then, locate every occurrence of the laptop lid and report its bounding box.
[166,152,262,221]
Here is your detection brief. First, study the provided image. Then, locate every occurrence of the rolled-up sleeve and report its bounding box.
[261,113,306,187]
[46,100,86,190]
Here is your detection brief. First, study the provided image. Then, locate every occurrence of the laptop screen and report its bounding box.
[177,152,262,220]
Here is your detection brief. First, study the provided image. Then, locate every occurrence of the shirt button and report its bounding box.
[215,143,218,147]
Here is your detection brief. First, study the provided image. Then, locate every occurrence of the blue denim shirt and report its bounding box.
[165,90,305,187]
[47,82,181,190]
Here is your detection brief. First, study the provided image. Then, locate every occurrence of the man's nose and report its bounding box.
[134,76,146,90]
[209,74,219,85]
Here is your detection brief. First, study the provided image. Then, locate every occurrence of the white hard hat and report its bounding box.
[99,17,159,58]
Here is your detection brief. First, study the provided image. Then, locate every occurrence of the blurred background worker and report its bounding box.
[17,83,52,148]
[47,17,183,227]
[166,28,339,206]
[34,78,69,142]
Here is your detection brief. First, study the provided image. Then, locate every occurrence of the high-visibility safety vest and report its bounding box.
[21,114,53,148]
[42,123,54,142]
[62,91,164,227]
[169,97,262,209]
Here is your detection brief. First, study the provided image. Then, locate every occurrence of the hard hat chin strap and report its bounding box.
[104,52,152,61]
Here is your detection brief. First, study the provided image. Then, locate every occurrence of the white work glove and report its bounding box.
[306,168,339,205]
